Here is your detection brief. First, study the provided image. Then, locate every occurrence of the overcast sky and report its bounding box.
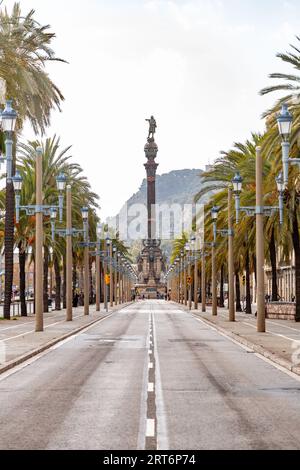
[3,0,300,219]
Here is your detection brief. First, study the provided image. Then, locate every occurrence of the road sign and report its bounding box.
[187,276,192,285]
[105,274,110,285]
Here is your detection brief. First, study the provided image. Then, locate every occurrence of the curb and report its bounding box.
[173,303,300,377]
[0,302,133,376]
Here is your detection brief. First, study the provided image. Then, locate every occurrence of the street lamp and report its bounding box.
[185,242,192,310]
[232,172,243,223]
[232,147,284,333]
[56,173,66,221]
[13,147,66,332]
[0,100,17,181]
[277,104,300,186]
[81,207,89,315]
[210,195,235,320]
[104,236,111,310]
[113,246,117,305]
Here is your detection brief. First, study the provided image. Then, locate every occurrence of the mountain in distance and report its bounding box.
[106,168,213,260]
[114,168,210,215]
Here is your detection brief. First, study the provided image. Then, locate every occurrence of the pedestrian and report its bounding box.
[73,291,79,307]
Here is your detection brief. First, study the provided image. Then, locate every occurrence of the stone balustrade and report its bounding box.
[265,301,296,320]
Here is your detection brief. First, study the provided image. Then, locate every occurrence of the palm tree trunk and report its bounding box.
[53,253,61,310]
[72,251,77,294]
[245,250,252,313]
[4,180,15,319]
[62,253,66,308]
[292,208,300,322]
[43,245,49,313]
[219,264,224,307]
[89,259,93,304]
[269,228,278,301]
[18,244,27,316]
[235,270,242,312]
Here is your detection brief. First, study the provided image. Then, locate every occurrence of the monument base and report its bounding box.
[135,283,167,300]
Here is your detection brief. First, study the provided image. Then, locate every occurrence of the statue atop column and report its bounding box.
[145,115,157,140]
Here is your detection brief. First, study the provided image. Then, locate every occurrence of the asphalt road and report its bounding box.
[1,300,300,450]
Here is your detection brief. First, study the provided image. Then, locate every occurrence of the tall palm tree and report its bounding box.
[260,37,300,321]
[0,3,65,319]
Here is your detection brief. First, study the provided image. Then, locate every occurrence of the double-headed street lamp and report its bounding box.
[13,147,66,332]
[211,188,235,321]
[50,185,88,321]
[277,104,300,186]
[232,147,284,332]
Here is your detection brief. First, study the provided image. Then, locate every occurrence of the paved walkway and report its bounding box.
[0,302,131,374]
[173,302,300,375]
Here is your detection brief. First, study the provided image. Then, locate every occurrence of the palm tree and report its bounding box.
[260,37,300,321]
[0,3,65,319]
[17,136,100,313]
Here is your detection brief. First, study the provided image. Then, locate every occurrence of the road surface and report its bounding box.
[1,300,300,450]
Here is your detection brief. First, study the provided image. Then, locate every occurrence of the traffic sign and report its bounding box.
[187,276,192,285]
[105,274,110,285]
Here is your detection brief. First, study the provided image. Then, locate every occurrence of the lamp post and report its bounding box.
[228,188,235,322]
[276,104,300,186]
[50,186,89,321]
[185,242,192,310]
[183,249,187,306]
[104,237,110,311]
[190,237,198,310]
[81,207,89,316]
[113,246,117,305]
[96,224,101,312]
[66,185,72,321]
[232,147,284,332]
[175,257,180,303]
[13,148,66,331]
[211,196,235,321]
[1,100,17,320]
[117,252,121,304]
[211,207,218,316]
[201,245,206,312]
[110,242,113,307]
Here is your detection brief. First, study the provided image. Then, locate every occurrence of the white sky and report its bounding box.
[3,0,300,219]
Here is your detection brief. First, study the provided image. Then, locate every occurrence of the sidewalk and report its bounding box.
[174,302,300,376]
[0,302,131,375]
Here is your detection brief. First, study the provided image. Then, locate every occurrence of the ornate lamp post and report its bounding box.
[105,237,110,311]
[50,185,88,321]
[185,242,192,310]
[13,148,66,331]
[113,246,117,305]
[1,100,17,320]
[211,207,218,316]
[81,207,89,315]
[232,147,284,332]
[211,195,235,321]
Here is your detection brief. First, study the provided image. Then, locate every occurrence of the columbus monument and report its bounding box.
[135,116,166,298]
